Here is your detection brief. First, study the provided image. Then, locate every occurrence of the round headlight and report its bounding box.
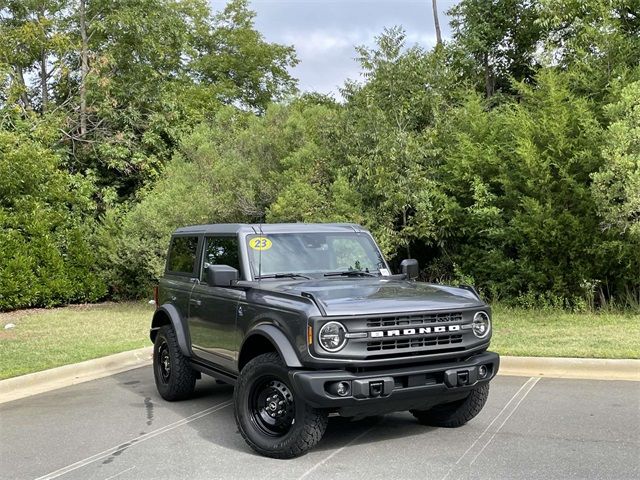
[318,321,347,352]
[472,311,491,338]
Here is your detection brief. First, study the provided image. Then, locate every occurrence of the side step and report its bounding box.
[189,359,238,386]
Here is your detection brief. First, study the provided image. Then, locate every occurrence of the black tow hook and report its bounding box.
[369,381,384,397]
[444,367,482,387]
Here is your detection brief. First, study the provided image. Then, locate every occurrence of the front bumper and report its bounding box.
[290,351,499,417]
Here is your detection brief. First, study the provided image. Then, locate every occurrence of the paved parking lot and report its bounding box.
[1,367,638,480]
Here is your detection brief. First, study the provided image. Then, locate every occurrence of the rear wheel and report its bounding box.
[234,352,328,458]
[411,383,490,427]
[153,325,197,401]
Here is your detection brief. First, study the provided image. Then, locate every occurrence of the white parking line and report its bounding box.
[103,466,135,480]
[34,400,232,480]
[441,377,540,480]
[469,378,539,466]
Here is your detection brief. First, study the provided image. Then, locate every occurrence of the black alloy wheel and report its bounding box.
[157,340,171,384]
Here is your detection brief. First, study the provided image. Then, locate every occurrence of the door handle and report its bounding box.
[189,298,202,306]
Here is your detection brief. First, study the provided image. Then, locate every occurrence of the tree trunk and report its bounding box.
[13,66,31,109]
[484,53,493,98]
[432,0,442,47]
[39,6,48,113]
[79,0,89,137]
[40,52,48,113]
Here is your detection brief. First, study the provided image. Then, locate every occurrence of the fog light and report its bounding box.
[336,381,351,397]
[478,365,488,379]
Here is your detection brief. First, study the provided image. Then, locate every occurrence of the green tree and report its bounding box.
[592,81,640,238]
[0,114,105,309]
[320,29,462,257]
[193,0,298,112]
[2,0,298,201]
[539,0,640,102]
[436,70,607,302]
[0,0,71,111]
[105,104,296,296]
[449,0,543,97]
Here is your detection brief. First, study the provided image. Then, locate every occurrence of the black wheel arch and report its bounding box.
[150,304,192,357]
[238,324,303,371]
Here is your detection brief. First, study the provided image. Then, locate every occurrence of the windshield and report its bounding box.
[246,232,387,278]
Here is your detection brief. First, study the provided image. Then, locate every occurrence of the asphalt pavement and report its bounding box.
[1,367,638,480]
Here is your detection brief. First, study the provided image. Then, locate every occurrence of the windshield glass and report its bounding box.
[246,232,387,278]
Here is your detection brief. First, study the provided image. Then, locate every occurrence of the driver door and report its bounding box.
[188,235,245,372]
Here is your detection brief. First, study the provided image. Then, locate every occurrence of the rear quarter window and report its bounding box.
[167,236,199,274]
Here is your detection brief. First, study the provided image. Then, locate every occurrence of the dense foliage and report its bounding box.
[1,0,638,310]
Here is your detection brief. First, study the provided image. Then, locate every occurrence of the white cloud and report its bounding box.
[213,0,460,95]
[281,31,361,56]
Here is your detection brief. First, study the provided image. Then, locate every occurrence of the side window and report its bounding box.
[167,236,199,274]
[204,236,241,272]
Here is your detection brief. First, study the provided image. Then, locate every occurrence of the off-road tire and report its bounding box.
[410,383,490,427]
[234,352,328,459]
[153,325,197,401]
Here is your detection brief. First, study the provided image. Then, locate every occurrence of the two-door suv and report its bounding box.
[150,223,499,458]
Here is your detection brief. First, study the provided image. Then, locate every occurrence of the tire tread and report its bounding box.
[411,383,490,428]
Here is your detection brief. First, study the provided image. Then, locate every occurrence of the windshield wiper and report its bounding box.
[324,270,377,277]
[255,273,311,280]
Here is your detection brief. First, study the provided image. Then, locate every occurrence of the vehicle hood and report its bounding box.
[256,277,484,316]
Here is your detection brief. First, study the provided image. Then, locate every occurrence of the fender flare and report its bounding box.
[150,304,191,357]
[241,324,303,368]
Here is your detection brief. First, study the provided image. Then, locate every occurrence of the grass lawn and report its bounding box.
[0,302,638,380]
[492,306,640,359]
[0,302,154,380]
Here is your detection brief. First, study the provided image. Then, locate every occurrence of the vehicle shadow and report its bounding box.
[115,368,439,458]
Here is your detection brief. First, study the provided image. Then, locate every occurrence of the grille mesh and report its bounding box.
[366,312,463,328]
[366,334,463,351]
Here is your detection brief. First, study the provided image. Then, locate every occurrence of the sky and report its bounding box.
[212,0,459,97]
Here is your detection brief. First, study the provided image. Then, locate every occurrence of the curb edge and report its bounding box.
[499,356,640,382]
[0,347,153,404]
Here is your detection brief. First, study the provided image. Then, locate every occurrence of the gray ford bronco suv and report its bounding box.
[150,223,499,458]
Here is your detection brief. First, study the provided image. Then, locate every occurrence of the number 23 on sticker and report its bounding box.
[250,237,272,251]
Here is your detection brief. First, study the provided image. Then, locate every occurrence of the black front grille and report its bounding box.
[366,312,463,328]
[366,333,463,351]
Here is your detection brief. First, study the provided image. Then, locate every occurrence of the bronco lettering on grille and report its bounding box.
[370,325,461,338]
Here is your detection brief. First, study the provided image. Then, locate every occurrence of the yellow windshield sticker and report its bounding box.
[250,237,272,251]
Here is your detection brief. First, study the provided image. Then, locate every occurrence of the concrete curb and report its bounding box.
[500,356,640,382]
[1,350,638,405]
[0,347,152,405]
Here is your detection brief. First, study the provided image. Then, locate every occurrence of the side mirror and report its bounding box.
[400,259,419,280]
[205,264,238,286]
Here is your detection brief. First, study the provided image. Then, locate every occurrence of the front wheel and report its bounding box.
[411,383,490,427]
[234,352,328,458]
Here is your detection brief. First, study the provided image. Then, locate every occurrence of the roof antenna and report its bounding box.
[258,220,263,281]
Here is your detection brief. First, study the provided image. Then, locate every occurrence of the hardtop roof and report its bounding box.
[172,223,366,236]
